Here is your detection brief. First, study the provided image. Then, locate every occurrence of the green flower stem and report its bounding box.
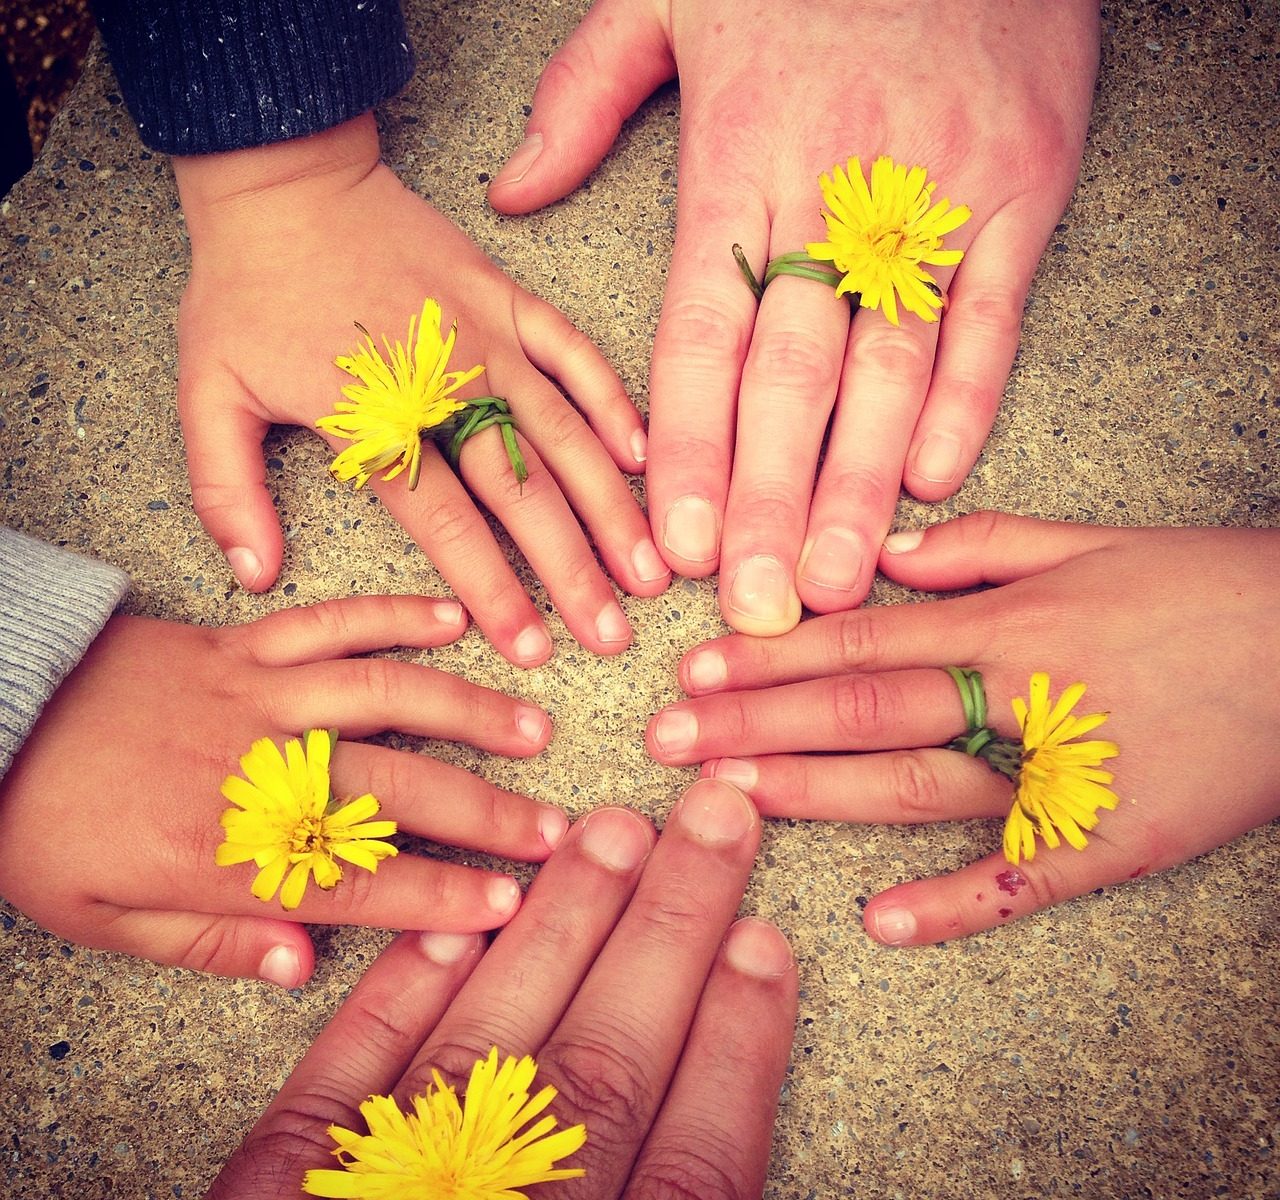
[444,397,528,486]
[943,666,1022,781]
[732,244,763,300]
[734,245,854,301]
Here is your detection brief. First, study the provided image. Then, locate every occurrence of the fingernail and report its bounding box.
[882,530,924,554]
[419,931,477,965]
[728,554,799,625]
[539,805,569,851]
[652,707,697,754]
[630,428,648,465]
[493,131,544,187]
[227,546,263,590]
[513,624,553,665]
[631,539,670,584]
[724,918,794,978]
[488,876,522,917]
[662,495,718,564]
[676,779,756,844]
[595,602,632,645]
[579,808,652,871]
[685,648,727,692]
[913,432,963,485]
[516,703,549,744]
[258,944,300,989]
[434,600,466,626]
[870,906,917,946]
[710,757,758,791]
[799,527,863,592]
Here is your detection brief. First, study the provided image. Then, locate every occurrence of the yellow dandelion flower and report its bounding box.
[302,1046,587,1199]
[1003,673,1120,866]
[215,728,398,911]
[317,298,486,490]
[804,155,971,326]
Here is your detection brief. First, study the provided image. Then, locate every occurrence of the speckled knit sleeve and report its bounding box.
[92,0,414,155]
[0,529,130,782]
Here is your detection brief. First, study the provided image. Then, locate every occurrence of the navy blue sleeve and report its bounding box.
[92,0,414,155]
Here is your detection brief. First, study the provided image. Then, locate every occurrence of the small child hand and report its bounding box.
[0,595,567,987]
[172,114,668,667]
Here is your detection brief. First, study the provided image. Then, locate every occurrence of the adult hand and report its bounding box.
[646,514,1280,942]
[206,779,797,1197]
[174,113,670,668]
[491,0,1099,633]
[0,595,567,986]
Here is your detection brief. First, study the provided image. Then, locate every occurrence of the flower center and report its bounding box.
[872,225,908,260]
[289,814,327,855]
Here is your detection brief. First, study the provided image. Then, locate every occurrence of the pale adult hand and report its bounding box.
[491,0,1099,633]
[206,780,797,1198]
[174,113,670,668]
[0,595,568,986]
[646,514,1280,942]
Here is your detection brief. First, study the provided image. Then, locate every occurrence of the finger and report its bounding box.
[82,905,316,987]
[458,428,636,655]
[391,807,656,1103]
[373,448,555,668]
[903,201,1059,501]
[795,299,942,615]
[702,748,1012,823]
[538,779,762,1197]
[488,0,675,212]
[265,659,553,757]
[647,669,967,766]
[205,930,483,1200]
[647,175,767,577]
[333,741,568,862]
[718,201,853,633]
[677,601,997,697]
[177,366,283,592]
[485,356,668,598]
[877,510,1127,591]
[624,919,797,1200]
[862,829,1141,947]
[233,594,468,666]
[513,293,651,475]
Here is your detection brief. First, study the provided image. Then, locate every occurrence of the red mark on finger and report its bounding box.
[998,907,1013,919]
[1129,865,1149,879]
[975,892,984,901]
[995,869,1026,896]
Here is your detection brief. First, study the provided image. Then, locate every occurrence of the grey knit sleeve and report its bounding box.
[0,530,130,781]
[92,0,414,155]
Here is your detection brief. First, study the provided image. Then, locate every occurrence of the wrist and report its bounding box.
[172,113,381,247]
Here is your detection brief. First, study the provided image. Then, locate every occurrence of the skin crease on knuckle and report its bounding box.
[631,1132,751,1200]
[829,673,902,744]
[887,750,948,823]
[743,326,840,397]
[657,295,753,366]
[539,1034,655,1148]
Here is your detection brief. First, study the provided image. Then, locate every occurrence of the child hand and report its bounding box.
[205,781,796,1197]
[0,595,567,987]
[646,514,1280,943]
[172,114,669,668]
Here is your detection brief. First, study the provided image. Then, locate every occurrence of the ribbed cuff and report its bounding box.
[0,529,130,781]
[93,0,414,155]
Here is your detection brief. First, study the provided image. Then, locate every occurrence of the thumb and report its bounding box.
[94,907,316,987]
[178,365,284,592]
[877,511,1127,592]
[488,0,675,213]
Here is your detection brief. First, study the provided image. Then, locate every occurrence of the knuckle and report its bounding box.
[542,1033,653,1143]
[631,881,712,942]
[744,327,839,394]
[339,989,423,1062]
[633,1136,747,1200]
[831,609,886,670]
[658,295,752,363]
[423,494,485,560]
[960,508,1009,550]
[829,674,900,742]
[521,398,585,458]
[887,751,945,821]
[953,288,1025,349]
[190,480,252,524]
[397,1039,489,1103]
[731,485,805,542]
[357,658,405,710]
[849,324,933,385]
[177,920,236,976]
[301,597,355,644]
[820,461,896,519]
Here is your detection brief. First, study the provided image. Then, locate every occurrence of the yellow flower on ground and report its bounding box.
[805,155,971,326]
[1003,673,1120,865]
[215,729,398,911]
[302,1047,587,1199]
[317,298,485,490]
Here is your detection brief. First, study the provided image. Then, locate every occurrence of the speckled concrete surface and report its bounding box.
[1,2,1278,1198]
